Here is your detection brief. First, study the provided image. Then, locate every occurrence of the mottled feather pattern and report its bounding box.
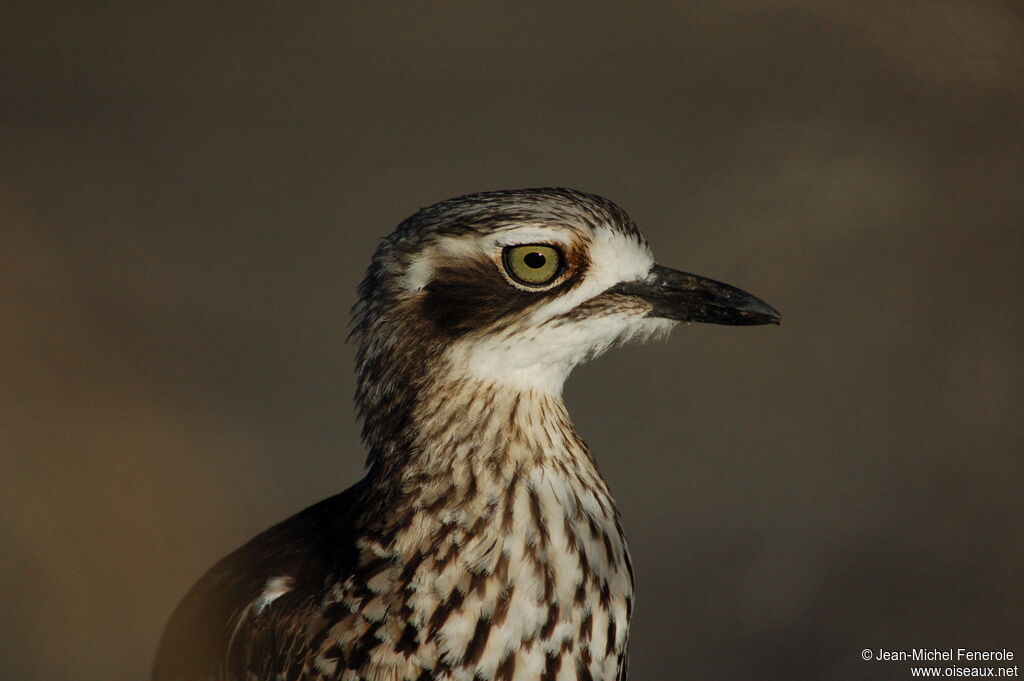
[305,384,633,681]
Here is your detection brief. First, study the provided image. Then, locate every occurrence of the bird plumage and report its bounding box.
[153,188,778,681]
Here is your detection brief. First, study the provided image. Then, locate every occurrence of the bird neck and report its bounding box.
[359,369,607,503]
[349,372,634,673]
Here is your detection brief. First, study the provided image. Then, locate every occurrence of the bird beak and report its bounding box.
[610,264,781,326]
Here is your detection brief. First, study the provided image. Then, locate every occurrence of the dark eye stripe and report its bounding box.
[418,245,590,337]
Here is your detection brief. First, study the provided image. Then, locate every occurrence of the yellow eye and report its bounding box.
[503,244,562,286]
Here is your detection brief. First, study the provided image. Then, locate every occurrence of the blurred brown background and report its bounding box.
[2,2,1023,680]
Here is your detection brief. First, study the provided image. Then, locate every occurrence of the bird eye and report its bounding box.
[502,244,562,287]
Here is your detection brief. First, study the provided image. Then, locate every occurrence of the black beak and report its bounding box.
[609,264,781,326]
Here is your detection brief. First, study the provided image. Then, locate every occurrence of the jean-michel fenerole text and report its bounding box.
[875,649,1015,662]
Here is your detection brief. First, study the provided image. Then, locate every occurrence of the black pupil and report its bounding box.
[523,251,547,269]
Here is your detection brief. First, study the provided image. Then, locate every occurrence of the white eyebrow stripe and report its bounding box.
[401,238,483,291]
[400,227,579,292]
[485,227,578,248]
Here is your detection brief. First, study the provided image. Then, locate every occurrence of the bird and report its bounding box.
[152,188,780,681]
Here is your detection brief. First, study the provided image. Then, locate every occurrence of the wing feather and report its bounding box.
[152,480,367,681]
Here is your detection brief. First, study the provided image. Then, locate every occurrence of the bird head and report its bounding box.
[352,188,779,402]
